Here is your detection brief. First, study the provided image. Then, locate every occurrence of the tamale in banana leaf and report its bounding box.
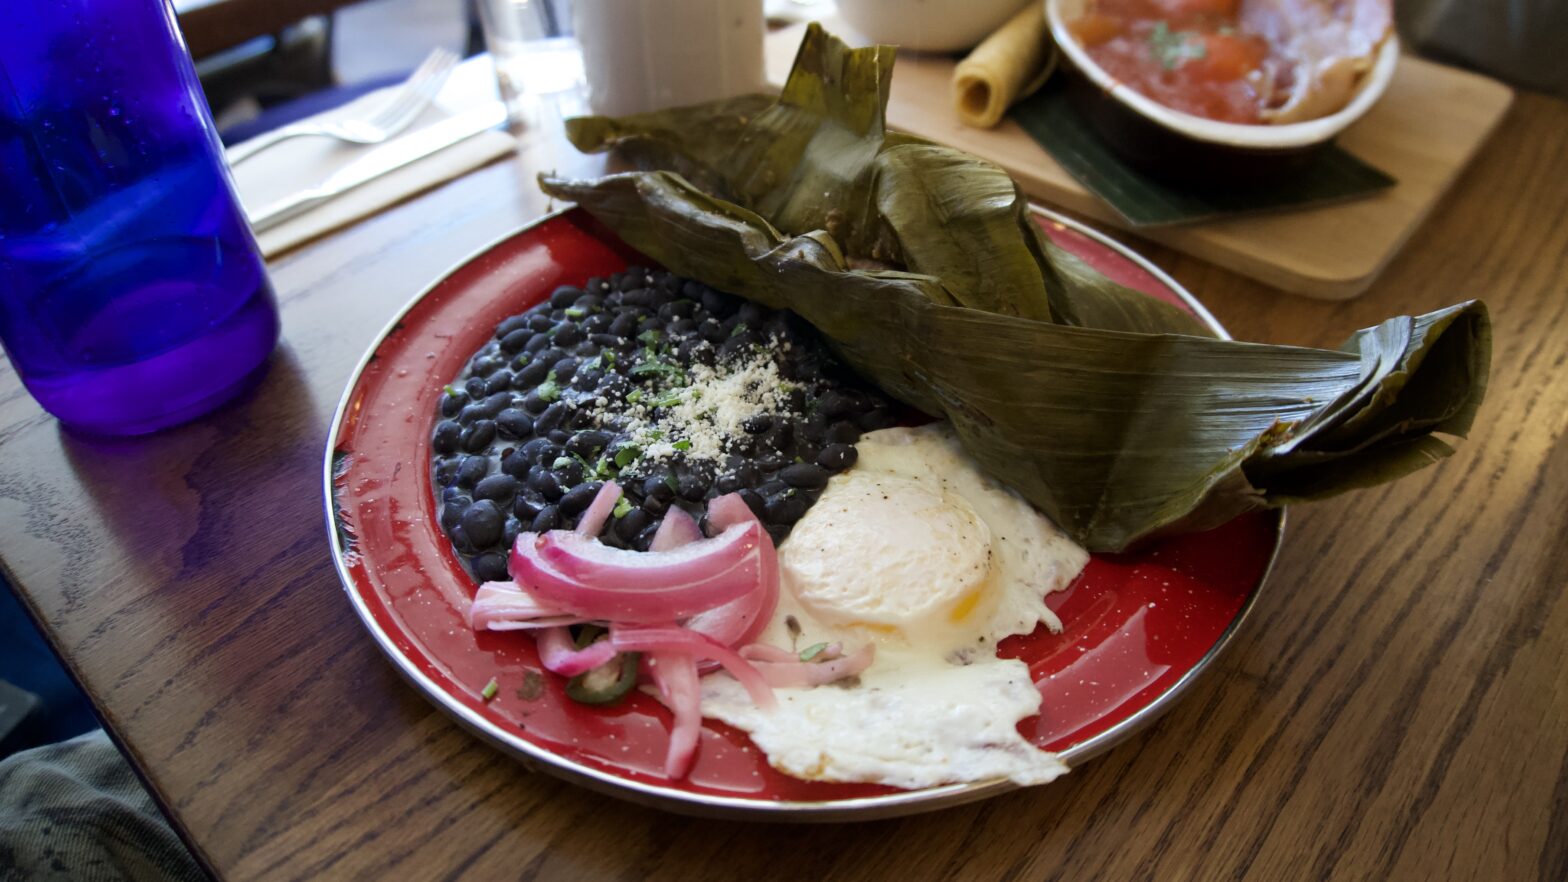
[538,25,1491,552]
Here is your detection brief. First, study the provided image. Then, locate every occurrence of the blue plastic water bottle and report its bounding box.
[0,0,280,435]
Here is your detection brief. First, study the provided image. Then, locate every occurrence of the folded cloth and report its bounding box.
[229,57,517,258]
[0,730,203,882]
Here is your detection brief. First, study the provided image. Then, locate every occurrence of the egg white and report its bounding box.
[700,423,1089,789]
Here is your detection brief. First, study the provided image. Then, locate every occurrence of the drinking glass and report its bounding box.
[0,0,280,436]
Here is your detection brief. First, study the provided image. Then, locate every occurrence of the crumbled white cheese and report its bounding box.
[602,341,791,475]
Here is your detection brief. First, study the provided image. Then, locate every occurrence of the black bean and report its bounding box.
[764,493,808,524]
[551,285,585,308]
[534,402,569,435]
[607,313,638,337]
[818,443,857,471]
[519,437,557,464]
[516,359,550,388]
[666,318,697,337]
[461,499,504,547]
[461,421,496,452]
[527,465,564,501]
[737,302,766,327]
[439,392,465,417]
[547,429,571,444]
[558,482,603,517]
[523,332,550,354]
[474,552,510,582]
[472,355,502,377]
[483,371,513,396]
[766,523,790,545]
[532,347,566,371]
[496,314,530,339]
[522,389,552,413]
[677,474,708,502]
[780,463,829,490]
[715,472,743,494]
[513,493,546,520]
[859,407,897,431]
[530,505,561,532]
[528,313,554,332]
[455,455,489,488]
[553,323,584,347]
[591,332,627,351]
[463,376,487,399]
[496,409,533,439]
[757,479,789,498]
[643,474,676,502]
[826,420,860,444]
[503,517,524,548]
[500,327,532,353]
[738,488,767,518]
[448,524,472,552]
[641,494,668,515]
[551,357,580,384]
[658,300,696,321]
[435,457,461,486]
[566,430,613,457]
[439,497,468,530]
[500,451,530,479]
[432,420,461,454]
[716,336,751,362]
[551,458,584,486]
[476,392,511,418]
[474,474,519,502]
[698,287,735,317]
[615,508,653,541]
[817,390,856,419]
[698,318,727,343]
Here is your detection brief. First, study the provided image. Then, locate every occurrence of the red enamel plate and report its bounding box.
[324,206,1283,820]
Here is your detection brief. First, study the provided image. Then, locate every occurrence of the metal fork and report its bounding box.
[226,48,461,165]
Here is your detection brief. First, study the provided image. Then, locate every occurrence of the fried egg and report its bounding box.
[701,423,1089,789]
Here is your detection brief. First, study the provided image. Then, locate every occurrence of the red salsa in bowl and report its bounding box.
[1070,0,1271,123]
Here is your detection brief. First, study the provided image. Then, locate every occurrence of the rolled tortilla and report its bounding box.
[953,4,1058,128]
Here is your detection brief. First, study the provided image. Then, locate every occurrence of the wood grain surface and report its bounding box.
[763,21,1515,300]
[2,89,1566,881]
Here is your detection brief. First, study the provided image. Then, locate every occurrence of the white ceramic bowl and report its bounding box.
[837,0,1035,53]
[1045,0,1398,167]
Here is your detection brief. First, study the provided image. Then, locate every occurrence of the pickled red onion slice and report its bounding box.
[748,643,875,688]
[649,506,703,551]
[535,626,618,677]
[644,652,702,779]
[610,625,776,710]
[468,581,586,631]
[575,480,623,538]
[510,524,763,621]
[684,494,779,648]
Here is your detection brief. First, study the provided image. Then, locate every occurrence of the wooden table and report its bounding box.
[3,89,1566,881]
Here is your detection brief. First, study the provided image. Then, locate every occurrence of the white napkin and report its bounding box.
[229,57,518,258]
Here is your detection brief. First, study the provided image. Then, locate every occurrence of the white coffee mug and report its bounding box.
[572,0,765,117]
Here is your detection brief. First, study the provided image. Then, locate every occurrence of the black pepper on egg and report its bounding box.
[429,267,895,579]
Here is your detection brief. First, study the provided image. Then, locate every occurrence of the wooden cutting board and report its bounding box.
[764,21,1514,300]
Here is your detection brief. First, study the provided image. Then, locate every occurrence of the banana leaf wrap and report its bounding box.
[538,25,1491,552]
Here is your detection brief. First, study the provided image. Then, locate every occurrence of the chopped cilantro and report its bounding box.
[614,445,641,468]
[730,322,749,338]
[1148,21,1206,70]
[612,497,634,519]
[442,384,459,397]
[672,439,692,451]
[799,642,829,662]
[626,389,643,404]
[649,389,684,408]
[553,456,576,471]
[638,328,663,345]
[663,474,680,493]
[565,306,587,319]
[537,370,561,402]
[480,677,499,701]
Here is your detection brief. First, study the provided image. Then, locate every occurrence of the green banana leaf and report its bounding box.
[539,25,1491,552]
